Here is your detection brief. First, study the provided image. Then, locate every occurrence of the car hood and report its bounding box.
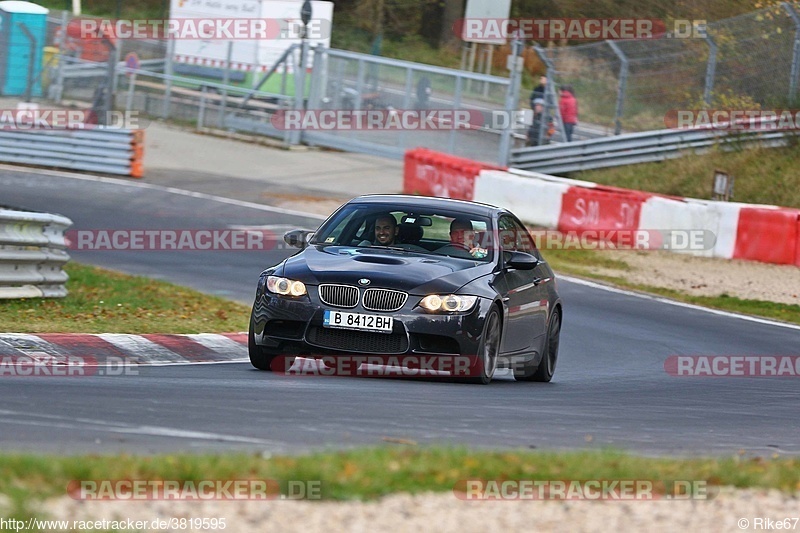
[281,245,495,294]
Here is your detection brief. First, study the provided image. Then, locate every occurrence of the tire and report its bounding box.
[468,306,501,385]
[517,308,561,382]
[248,319,294,372]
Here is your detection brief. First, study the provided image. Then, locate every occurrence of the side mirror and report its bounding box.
[505,251,539,270]
[284,229,313,249]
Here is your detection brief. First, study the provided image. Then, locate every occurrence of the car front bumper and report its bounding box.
[251,288,494,359]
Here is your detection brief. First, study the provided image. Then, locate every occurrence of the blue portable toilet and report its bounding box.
[0,1,49,97]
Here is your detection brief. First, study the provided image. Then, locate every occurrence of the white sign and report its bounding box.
[462,0,512,44]
[170,0,333,77]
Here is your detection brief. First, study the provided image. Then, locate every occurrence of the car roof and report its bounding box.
[347,194,503,218]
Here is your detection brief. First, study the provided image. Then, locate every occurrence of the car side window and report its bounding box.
[498,216,536,254]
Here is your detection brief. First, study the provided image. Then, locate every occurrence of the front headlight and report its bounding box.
[419,294,478,313]
[266,276,307,297]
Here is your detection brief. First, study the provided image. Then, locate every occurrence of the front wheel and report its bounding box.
[468,306,501,385]
[248,319,294,371]
[530,309,561,382]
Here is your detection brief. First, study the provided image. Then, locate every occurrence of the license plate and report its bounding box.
[323,310,393,333]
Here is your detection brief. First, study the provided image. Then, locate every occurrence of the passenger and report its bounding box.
[360,213,398,246]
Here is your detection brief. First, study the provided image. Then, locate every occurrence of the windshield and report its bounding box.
[309,204,494,262]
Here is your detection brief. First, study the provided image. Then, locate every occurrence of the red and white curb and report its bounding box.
[0,333,248,366]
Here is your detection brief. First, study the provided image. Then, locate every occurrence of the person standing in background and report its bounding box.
[559,85,578,142]
[530,75,547,109]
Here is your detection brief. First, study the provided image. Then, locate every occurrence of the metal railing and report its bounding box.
[0,208,72,299]
[0,127,143,177]
[511,122,792,174]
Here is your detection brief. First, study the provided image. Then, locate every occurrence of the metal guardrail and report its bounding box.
[61,57,166,79]
[0,128,144,177]
[510,125,791,174]
[0,208,72,299]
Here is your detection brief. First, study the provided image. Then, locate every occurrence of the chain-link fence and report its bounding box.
[20,5,800,166]
[38,10,515,164]
[540,3,800,133]
[304,47,511,162]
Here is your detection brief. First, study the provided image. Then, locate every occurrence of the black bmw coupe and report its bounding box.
[249,195,562,384]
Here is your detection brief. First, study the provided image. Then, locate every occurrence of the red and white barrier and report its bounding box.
[638,197,744,258]
[734,207,800,265]
[404,149,502,201]
[402,148,800,267]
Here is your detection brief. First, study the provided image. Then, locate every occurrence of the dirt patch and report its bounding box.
[590,250,800,306]
[40,488,800,532]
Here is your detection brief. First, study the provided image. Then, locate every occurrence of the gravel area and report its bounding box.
[37,489,800,532]
[590,250,800,306]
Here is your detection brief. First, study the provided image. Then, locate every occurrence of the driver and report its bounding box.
[437,217,488,259]
[360,213,398,246]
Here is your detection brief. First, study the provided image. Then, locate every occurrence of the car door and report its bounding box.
[495,215,549,354]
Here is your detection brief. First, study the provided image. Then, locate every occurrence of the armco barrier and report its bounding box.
[0,208,73,299]
[403,148,502,201]
[733,207,800,265]
[0,128,144,178]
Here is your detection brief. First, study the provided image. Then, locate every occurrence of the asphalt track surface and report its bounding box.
[2,169,800,456]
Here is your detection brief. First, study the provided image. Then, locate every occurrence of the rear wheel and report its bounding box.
[248,319,294,372]
[468,307,501,385]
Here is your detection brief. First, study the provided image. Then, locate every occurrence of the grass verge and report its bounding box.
[543,247,800,325]
[574,144,800,209]
[0,262,250,334]
[0,447,798,522]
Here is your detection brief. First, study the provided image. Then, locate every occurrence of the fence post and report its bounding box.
[354,58,365,110]
[303,44,324,147]
[306,44,323,109]
[703,33,717,107]
[197,85,207,130]
[162,37,175,119]
[289,39,309,145]
[102,38,117,125]
[498,36,523,167]
[112,37,122,96]
[126,71,137,114]
[533,45,566,145]
[218,41,233,129]
[607,40,628,136]
[448,75,462,154]
[483,45,494,98]
[783,2,800,104]
[54,10,68,103]
[398,67,414,150]
[16,22,36,102]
